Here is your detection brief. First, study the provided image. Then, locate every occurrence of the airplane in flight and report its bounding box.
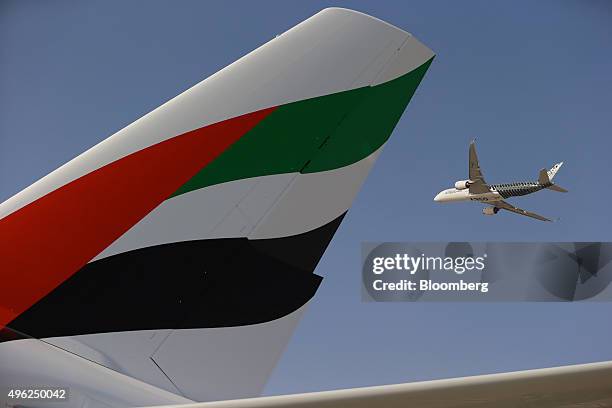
[434,141,567,221]
[0,7,608,408]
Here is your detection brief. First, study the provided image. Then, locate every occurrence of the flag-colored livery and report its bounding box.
[0,8,435,406]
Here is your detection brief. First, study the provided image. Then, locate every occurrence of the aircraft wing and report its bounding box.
[468,141,490,194]
[494,200,552,222]
[468,140,485,183]
[159,361,612,408]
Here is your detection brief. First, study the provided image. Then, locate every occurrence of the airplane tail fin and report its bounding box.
[539,163,567,192]
[547,162,563,180]
[0,7,434,405]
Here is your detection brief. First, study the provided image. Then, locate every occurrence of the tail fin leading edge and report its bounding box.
[538,168,551,185]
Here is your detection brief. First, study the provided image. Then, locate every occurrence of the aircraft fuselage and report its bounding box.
[434,180,548,203]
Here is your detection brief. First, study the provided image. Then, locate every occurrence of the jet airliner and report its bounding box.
[434,141,567,221]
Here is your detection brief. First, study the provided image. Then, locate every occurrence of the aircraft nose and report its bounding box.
[434,192,443,202]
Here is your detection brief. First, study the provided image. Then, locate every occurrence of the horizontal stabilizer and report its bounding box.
[548,184,568,193]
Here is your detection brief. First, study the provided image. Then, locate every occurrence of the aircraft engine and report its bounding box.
[482,207,500,216]
[454,180,472,190]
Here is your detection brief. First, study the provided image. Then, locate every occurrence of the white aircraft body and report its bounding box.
[1,7,608,408]
[434,141,567,221]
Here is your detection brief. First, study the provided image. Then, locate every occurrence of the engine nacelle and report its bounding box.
[482,207,500,216]
[455,180,472,190]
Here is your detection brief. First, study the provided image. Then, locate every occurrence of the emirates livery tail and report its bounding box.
[0,8,433,407]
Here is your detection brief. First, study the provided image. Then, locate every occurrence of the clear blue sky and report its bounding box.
[2,0,612,397]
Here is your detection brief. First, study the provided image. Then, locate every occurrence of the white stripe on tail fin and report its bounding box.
[547,162,563,180]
